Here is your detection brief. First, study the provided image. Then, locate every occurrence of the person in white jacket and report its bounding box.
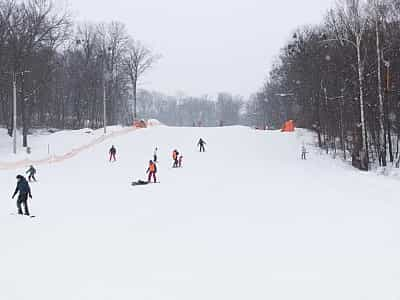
[153,147,158,162]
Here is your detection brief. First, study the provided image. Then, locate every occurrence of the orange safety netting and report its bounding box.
[0,127,138,170]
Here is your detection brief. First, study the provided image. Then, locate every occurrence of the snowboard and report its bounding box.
[131,181,160,186]
[131,181,149,186]
[10,213,36,218]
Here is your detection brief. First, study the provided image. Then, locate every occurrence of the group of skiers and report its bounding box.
[10,137,209,215]
[131,138,206,186]
[10,135,312,216]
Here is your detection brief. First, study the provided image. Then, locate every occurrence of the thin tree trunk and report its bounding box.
[357,37,368,170]
[375,16,386,166]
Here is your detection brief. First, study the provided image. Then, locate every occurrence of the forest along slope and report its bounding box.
[0,126,399,300]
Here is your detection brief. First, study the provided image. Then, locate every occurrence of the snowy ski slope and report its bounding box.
[0,126,399,300]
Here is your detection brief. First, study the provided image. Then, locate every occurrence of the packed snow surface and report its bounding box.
[0,126,399,300]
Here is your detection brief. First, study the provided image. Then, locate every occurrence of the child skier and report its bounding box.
[109,145,117,162]
[12,175,32,216]
[26,165,37,182]
[178,155,183,168]
[146,160,157,183]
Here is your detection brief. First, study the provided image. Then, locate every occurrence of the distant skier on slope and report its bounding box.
[109,145,117,162]
[301,144,307,160]
[172,149,179,168]
[146,160,157,183]
[153,147,158,163]
[26,165,37,182]
[178,155,183,168]
[197,138,206,152]
[12,175,32,216]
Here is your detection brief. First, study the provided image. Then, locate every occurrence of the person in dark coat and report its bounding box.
[12,175,32,216]
[197,138,206,152]
[26,165,37,182]
[109,145,117,162]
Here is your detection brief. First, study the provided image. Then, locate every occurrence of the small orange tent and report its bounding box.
[281,120,295,132]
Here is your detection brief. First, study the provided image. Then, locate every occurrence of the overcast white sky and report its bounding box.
[68,0,334,98]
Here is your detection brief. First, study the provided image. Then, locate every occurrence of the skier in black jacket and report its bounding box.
[12,175,32,216]
[109,145,117,162]
[197,138,206,152]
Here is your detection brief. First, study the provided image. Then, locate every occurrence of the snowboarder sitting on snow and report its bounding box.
[12,175,32,216]
[153,147,158,163]
[178,155,183,168]
[146,160,157,183]
[197,138,206,152]
[26,165,37,182]
[301,144,307,160]
[172,149,179,168]
[132,179,149,186]
[109,145,117,162]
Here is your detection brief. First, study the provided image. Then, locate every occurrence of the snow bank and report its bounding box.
[147,119,163,127]
[0,126,136,169]
[0,126,399,300]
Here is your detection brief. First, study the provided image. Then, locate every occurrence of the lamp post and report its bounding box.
[12,73,16,154]
[12,70,31,154]
[103,47,113,135]
[103,72,107,134]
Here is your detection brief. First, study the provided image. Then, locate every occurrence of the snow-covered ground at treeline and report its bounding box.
[0,125,400,300]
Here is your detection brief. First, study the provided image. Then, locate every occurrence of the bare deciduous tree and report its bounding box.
[124,39,160,119]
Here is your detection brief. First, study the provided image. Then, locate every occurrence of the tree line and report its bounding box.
[0,0,158,147]
[136,90,244,127]
[258,0,400,170]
